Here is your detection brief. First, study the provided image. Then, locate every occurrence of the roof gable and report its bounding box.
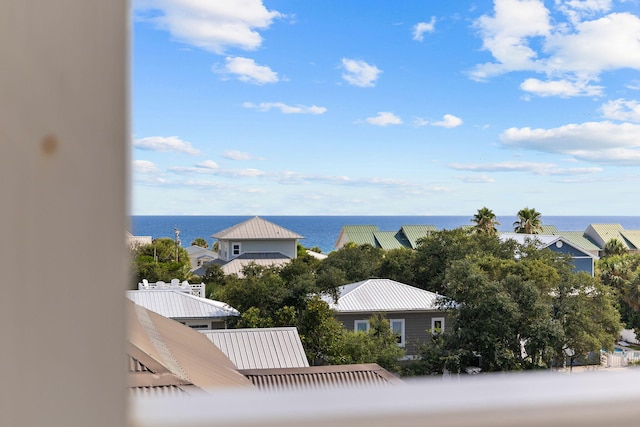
[324,278,441,312]
[212,216,303,240]
[400,225,437,249]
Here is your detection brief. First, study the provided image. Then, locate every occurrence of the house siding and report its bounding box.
[238,240,297,258]
[335,311,449,356]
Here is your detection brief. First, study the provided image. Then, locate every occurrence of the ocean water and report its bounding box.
[130,215,640,254]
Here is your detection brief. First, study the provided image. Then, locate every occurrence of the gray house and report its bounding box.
[322,278,448,356]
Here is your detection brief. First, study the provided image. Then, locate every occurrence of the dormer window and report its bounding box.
[232,243,241,256]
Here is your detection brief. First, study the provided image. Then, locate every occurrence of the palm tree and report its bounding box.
[471,207,500,236]
[513,207,542,234]
[603,238,627,257]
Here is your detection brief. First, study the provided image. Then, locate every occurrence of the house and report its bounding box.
[127,231,152,249]
[322,278,448,356]
[194,216,304,277]
[334,224,437,250]
[127,299,252,396]
[499,233,598,276]
[583,224,640,256]
[185,245,218,270]
[126,288,239,329]
[200,327,309,369]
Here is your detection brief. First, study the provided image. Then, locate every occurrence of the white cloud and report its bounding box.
[218,56,278,84]
[243,101,327,114]
[134,136,201,155]
[601,99,640,123]
[412,17,436,41]
[340,58,382,87]
[470,0,551,80]
[134,0,282,54]
[457,174,496,183]
[432,114,463,128]
[448,161,603,175]
[520,77,603,97]
[133,160,160,174]
[223,150,265,161]
[500,121,640,165]
[364,112,403,126]
[196,160,219,169]
[470,2,640,98]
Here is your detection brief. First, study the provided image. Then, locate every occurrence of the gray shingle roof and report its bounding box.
[212,216,303,240]
[201,327,309,369]
[126,290,239,319]
[323,278,441,312]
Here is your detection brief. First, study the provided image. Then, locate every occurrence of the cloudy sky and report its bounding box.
[132,0,640,216]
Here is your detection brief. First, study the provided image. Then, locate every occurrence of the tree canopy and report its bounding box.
[471,207,500,236]
[513,207,543,234]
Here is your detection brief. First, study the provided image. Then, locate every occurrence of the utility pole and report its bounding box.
[174,226,181,262]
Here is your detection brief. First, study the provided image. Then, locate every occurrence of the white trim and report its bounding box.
[431,317,445,334]
[389,318,405,347]
[232,242,241,256]
[354,320,370,333]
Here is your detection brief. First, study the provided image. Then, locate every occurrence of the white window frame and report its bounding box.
[232,242,241,256]
[354,320,370,333]
[431,317,445,334]
[389,318,405,347]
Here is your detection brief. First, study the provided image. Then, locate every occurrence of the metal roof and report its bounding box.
[212,216,304,240]
[338,225,380,247]
[239,363,402,392]
[127,299,252,395]
[621,230,640,250]
[499,233,597,259]
[323,278,441,312]
[585,224,628,248]
[400,225,437,249]
[373,231,405,250]
[201,327,309,369]
[126,290,239,319]
[554,231,601,253]
[219,252,292,277]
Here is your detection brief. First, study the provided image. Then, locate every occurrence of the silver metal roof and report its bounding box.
[220,252,292,277]
[323,278,441,313]
[212,216,304,240]
[126,290,239,319]
[201,327,309,369]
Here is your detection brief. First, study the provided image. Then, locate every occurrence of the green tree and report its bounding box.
[317,243,383,283]
[513,207,542,234]
[376,247,417,285]
[130,238,192,288]
[471,207,500,236]
[603,238,627,257]
[597,254,640,329]
[190,237,208,248]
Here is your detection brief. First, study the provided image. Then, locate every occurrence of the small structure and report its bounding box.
[126,231,152,249]
[322,278,448,356]
[126,288,239,329]
[185,245,218,271]
[201,327,309,369]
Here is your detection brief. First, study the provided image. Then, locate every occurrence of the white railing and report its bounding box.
[139,279,205,298]
[603,350,640,368]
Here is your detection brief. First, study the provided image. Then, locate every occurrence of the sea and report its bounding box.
[131,215,640,254]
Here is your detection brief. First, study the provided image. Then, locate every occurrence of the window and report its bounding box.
[354,320,370,333]
[389,319,405,346]
[431,317,445,334]
[232,243,241,256]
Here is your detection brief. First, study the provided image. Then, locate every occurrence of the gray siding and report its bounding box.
[335,311,449,356]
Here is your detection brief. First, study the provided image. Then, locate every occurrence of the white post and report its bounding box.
[0,0,128,425]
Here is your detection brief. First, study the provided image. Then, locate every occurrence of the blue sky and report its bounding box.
[131,0,640,216]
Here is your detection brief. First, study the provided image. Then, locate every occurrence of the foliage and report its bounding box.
[190,237,208,249]
[603,238,627,257]
[376,247,417,285]
[471,207,500,236]
[513,207,542,234]
[318,243,383,283]
[597,253,640,328]
[130,238,192,288]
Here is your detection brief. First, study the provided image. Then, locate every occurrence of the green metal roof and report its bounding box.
[586,224,629,248]
[621,230,640,250]
[341,225,379,247]
[541,225,559,234]
[401,225,437,249]
[373,231,405,250]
